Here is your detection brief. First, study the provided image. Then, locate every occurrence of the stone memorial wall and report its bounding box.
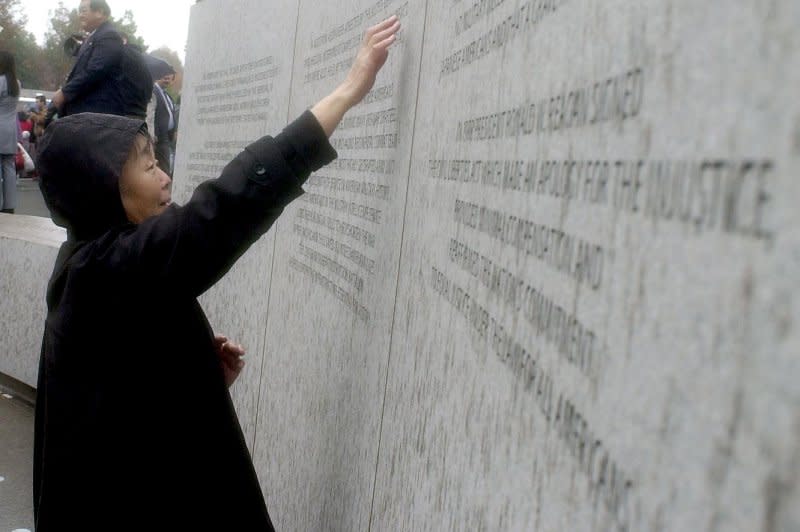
[249,2,425,530]
[172,0,300,451]
[173,1,800,530]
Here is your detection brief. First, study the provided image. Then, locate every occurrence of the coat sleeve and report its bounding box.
[61,32,124,103]
[101,110,337,297]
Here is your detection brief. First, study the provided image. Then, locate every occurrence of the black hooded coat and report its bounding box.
[33,112,336,530]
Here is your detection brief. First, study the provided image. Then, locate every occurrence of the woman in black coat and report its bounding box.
[33,16,400,531]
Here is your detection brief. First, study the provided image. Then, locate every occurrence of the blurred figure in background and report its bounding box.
[31,95,48,138]
[18,111,33,152]
[152,66,177,176]
[0,51,20,213]
[29,94,49,165]
[142,54,173,136]
[118,32,155,120]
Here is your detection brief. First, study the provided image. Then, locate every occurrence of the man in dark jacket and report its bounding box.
[153,64,177,175]
[33,15,400,531]
[52,0,128,116]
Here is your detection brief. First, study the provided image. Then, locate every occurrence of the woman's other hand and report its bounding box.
[213,334,246,388]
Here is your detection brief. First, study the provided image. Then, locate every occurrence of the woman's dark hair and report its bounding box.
[0,52,20,98]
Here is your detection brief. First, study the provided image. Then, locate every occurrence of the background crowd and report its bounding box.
[0,0,182,214]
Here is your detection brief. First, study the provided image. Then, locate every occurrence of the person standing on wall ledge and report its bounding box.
[52,0,125,117]
[33,15,400,532]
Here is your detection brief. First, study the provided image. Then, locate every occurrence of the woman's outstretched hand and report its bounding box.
[342,15,401,106]
[311,15,401,137]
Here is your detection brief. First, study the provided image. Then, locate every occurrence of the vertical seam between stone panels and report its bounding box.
[252,232,278,453]
[367,2,430,530]
[252,0,304,455]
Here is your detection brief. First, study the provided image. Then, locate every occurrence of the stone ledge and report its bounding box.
[0,217,62,388]
[0,371,36,406]
[0,213,66,248]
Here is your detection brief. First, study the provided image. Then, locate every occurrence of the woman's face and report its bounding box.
[119,135,172,224]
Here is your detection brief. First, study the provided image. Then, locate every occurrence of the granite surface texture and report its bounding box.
[373,2,800,530]
[171,0,300,452]
[168,0,800,530]
[249,2,425,529]
[0,215,64,387]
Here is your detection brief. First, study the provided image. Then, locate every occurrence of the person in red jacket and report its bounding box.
[33,15,400,531]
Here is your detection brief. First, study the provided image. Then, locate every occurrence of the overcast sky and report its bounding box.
[21,0,195,61]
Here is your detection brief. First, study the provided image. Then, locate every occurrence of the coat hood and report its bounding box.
[37,113,145,241]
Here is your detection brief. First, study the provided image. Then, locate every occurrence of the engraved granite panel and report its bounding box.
[172,0,300,451]
[371,1,800,531]
[249,1,425,529]
[169,0,800,529]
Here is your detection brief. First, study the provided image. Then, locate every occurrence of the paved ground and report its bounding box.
[15,178,50,218]
[2,177,45,532]
[0,385,35,532]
